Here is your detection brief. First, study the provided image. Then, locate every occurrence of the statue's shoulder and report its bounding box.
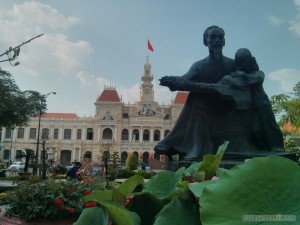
[223,56,235,64]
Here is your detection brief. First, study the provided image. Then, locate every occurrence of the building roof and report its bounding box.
[97,89,121,102]
[43,113,78,118]
[174,91,189,104]
[282,123,300,132]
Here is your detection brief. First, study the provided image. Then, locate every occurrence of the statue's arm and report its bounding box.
[159,62,200,91]
[227,70,265,87]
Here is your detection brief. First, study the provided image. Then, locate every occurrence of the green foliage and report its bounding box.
[153,197,200,225]
[5,177,106,220]
[109,151,121,170]
[134,169,153,179]
[74,207,109,225]
[126,154,138,171]
[50,164,68,174]
[0,192,11,204]
[199,141,228,177]
[125,192,169,225]
[200,156,300,225]
[0,68,47,127]
[0,162,6,169]
[270,81,300,127]
[76,175,144,225]
[116,168,136,179]
[142,167,185,199]
[71,142,300,225]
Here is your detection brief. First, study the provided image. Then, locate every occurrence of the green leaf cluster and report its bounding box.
[126,154,138,171]
[270,81,300,128]
[0,68,47,127]
[5,177,106,220]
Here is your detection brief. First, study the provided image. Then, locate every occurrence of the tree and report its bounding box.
[0,68,47,127]
[270,81,300,128]
[270,82,300,154]
[0,34,45,128]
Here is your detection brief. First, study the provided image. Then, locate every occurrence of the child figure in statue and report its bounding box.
[224,48,284,151]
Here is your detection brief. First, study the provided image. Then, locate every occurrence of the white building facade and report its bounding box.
[0,56,188,166]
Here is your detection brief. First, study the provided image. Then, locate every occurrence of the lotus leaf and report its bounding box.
[200,156,300,225]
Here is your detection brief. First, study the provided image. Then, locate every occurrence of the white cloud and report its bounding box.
[267,15,284,26]
[289,0,300,37]
[118,84,140,104]
[268,68,300,92]
[0,2,93,77]
[76,71,112,90]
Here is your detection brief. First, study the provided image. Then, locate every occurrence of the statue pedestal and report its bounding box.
[164,151,298,171]
[221,151,298,169]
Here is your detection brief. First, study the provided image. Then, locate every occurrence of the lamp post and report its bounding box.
[33,92,56,176]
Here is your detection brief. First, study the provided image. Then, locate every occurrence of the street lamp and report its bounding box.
[33,92,56,176]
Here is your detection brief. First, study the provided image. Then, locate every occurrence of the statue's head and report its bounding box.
[203,26,225,59]
[235,48,259,73]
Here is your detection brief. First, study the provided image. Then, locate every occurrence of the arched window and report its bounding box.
[5,129,12,139]
[64,129,72,139]
[142,152,150,166]
[121,151,128,166]
[102,128,112,139]
[154,152,160,160]
[133,151,139,159]
[17,128,24,139]
[84,151,92,160]
[87,128,93,140]
[143,129,150,142]
[60,150,72,165]
[29,128,37,139]
[4,149,10,160]
[154,130,160,141]
[16,150,23,159]
[42,128,49,139]
[77,129,82,140]
[54,128,59,139]
[132,129,139,142]
[122,129,129,141]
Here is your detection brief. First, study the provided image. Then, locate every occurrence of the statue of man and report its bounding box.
[155,25,236,161]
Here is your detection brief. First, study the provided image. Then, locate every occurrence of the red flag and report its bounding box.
[147,39,154,51]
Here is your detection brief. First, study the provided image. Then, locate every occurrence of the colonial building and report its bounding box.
[0,56,188,166]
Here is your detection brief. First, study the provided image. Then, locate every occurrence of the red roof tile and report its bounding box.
[43,113,78,118]
[282,123,300,132]
[97,89,121,102]
[174,91,189,104]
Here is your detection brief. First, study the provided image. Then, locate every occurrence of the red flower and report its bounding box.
[123,196,134,207]
[60,204,65,210]
[53,198,62,205]
[85,202,97,208]
[91,179,95,183]
[69,208,75,214]
[84,190,91,195]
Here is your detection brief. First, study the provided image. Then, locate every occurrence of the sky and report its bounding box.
[0,0,300,117]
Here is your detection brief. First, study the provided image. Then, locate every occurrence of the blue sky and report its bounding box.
[0,0,300,116]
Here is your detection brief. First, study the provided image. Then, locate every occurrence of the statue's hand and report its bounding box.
[159,76,185,91]
[219,75,239,87]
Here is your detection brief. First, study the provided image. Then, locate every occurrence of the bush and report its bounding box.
[135,170,154,179]
[49,164,68,174]
[126,154,138,171]
[116,168,135,179]
[6,177,106,220]
[0,192,10,204]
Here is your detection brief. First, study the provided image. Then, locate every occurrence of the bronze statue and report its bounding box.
[154,26,284,162]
